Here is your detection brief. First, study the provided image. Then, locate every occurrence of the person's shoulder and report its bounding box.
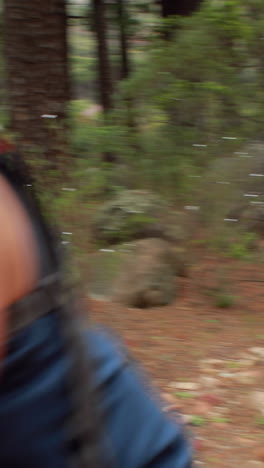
[83,327,127,389]
[83,327,193,468]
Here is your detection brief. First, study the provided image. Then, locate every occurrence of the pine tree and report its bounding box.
[4,0,70,161]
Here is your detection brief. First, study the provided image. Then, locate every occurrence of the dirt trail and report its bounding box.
[88,254,264,467]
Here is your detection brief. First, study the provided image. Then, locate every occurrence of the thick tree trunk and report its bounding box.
[160,0,202,40]
[161,0,202,18]
[4,0,70,161]
[116,0,130,81]
[93,0,112,113]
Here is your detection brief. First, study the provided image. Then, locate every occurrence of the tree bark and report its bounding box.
[160,0,203,40]
[92,0,116,163]
[4,0,70,161]
[161,0,202,18]
[93,0,112,113]
[116,0,130,81]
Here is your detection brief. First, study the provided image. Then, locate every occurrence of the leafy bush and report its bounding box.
[228,232,258,260]
[256,416,264,427]
[69,0,264,207]
[191,416,207,427]
[215,293,236,309]
[24,0,264,255]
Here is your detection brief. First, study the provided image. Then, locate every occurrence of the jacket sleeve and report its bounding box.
[86,329,193,468]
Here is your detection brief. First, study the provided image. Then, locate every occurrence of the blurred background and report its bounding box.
[1,2,264,465]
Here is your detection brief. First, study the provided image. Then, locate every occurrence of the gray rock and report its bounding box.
[199,376,219,388]
[172,382,200,391]
[87,248,126,298]
[113,238,178,308]
[249,347,264,358]
[233,371,257,385]
[87,238,187,304]
[92,190,188,245]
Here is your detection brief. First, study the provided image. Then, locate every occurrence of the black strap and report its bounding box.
[8,273,65,335]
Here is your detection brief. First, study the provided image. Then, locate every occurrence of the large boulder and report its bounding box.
[92,189,188,245]
[87,240,187,302]
[240,205,264,237]
[113,238,179,308]
[87,248,125,298]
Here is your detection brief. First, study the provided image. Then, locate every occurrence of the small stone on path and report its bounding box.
[199,376,219,388]
[169,381,200,391]
[250,391,264,415]
[249,347,264,358]
[233,370,259,385]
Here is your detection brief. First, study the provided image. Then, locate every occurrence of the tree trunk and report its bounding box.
[116,0,137,135]
[160,0,202,39]
[92,0,115,163]
[4,0,70,162]
[161,0,202,18]
[116,0,130,81]
[93,0,112,113]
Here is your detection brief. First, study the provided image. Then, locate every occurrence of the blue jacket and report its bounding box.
[0,312,192,467]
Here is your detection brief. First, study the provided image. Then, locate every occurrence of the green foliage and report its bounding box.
[68,26,96,99]
[225,360,241,368]
[2,0,264,260]
[0,105,9,128]
[71,55,96,84]
[204,265,238,308]
[123,0,264,147]
[68,99,94,117]
[228,242,249,260]
[174,392,194,399]
[111,213,155,242]
[209,416,230,424]
[191,416,207,426]
[68,0,264,207]
[215,292,236,309]
[255,416,264,427]
[228,233,258,259]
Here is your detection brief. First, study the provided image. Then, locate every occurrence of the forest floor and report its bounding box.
[88,248,264,468]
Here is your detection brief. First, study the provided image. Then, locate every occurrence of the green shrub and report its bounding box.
[174,392,194,399]
[255,416,264,427]
[191,416,207,427]
[228,233,258,260]
[215,293,236,309]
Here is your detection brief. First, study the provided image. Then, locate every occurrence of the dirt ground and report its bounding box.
[88,251,264,467]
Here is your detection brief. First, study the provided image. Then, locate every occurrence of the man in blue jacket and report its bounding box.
[0,146,192,467]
